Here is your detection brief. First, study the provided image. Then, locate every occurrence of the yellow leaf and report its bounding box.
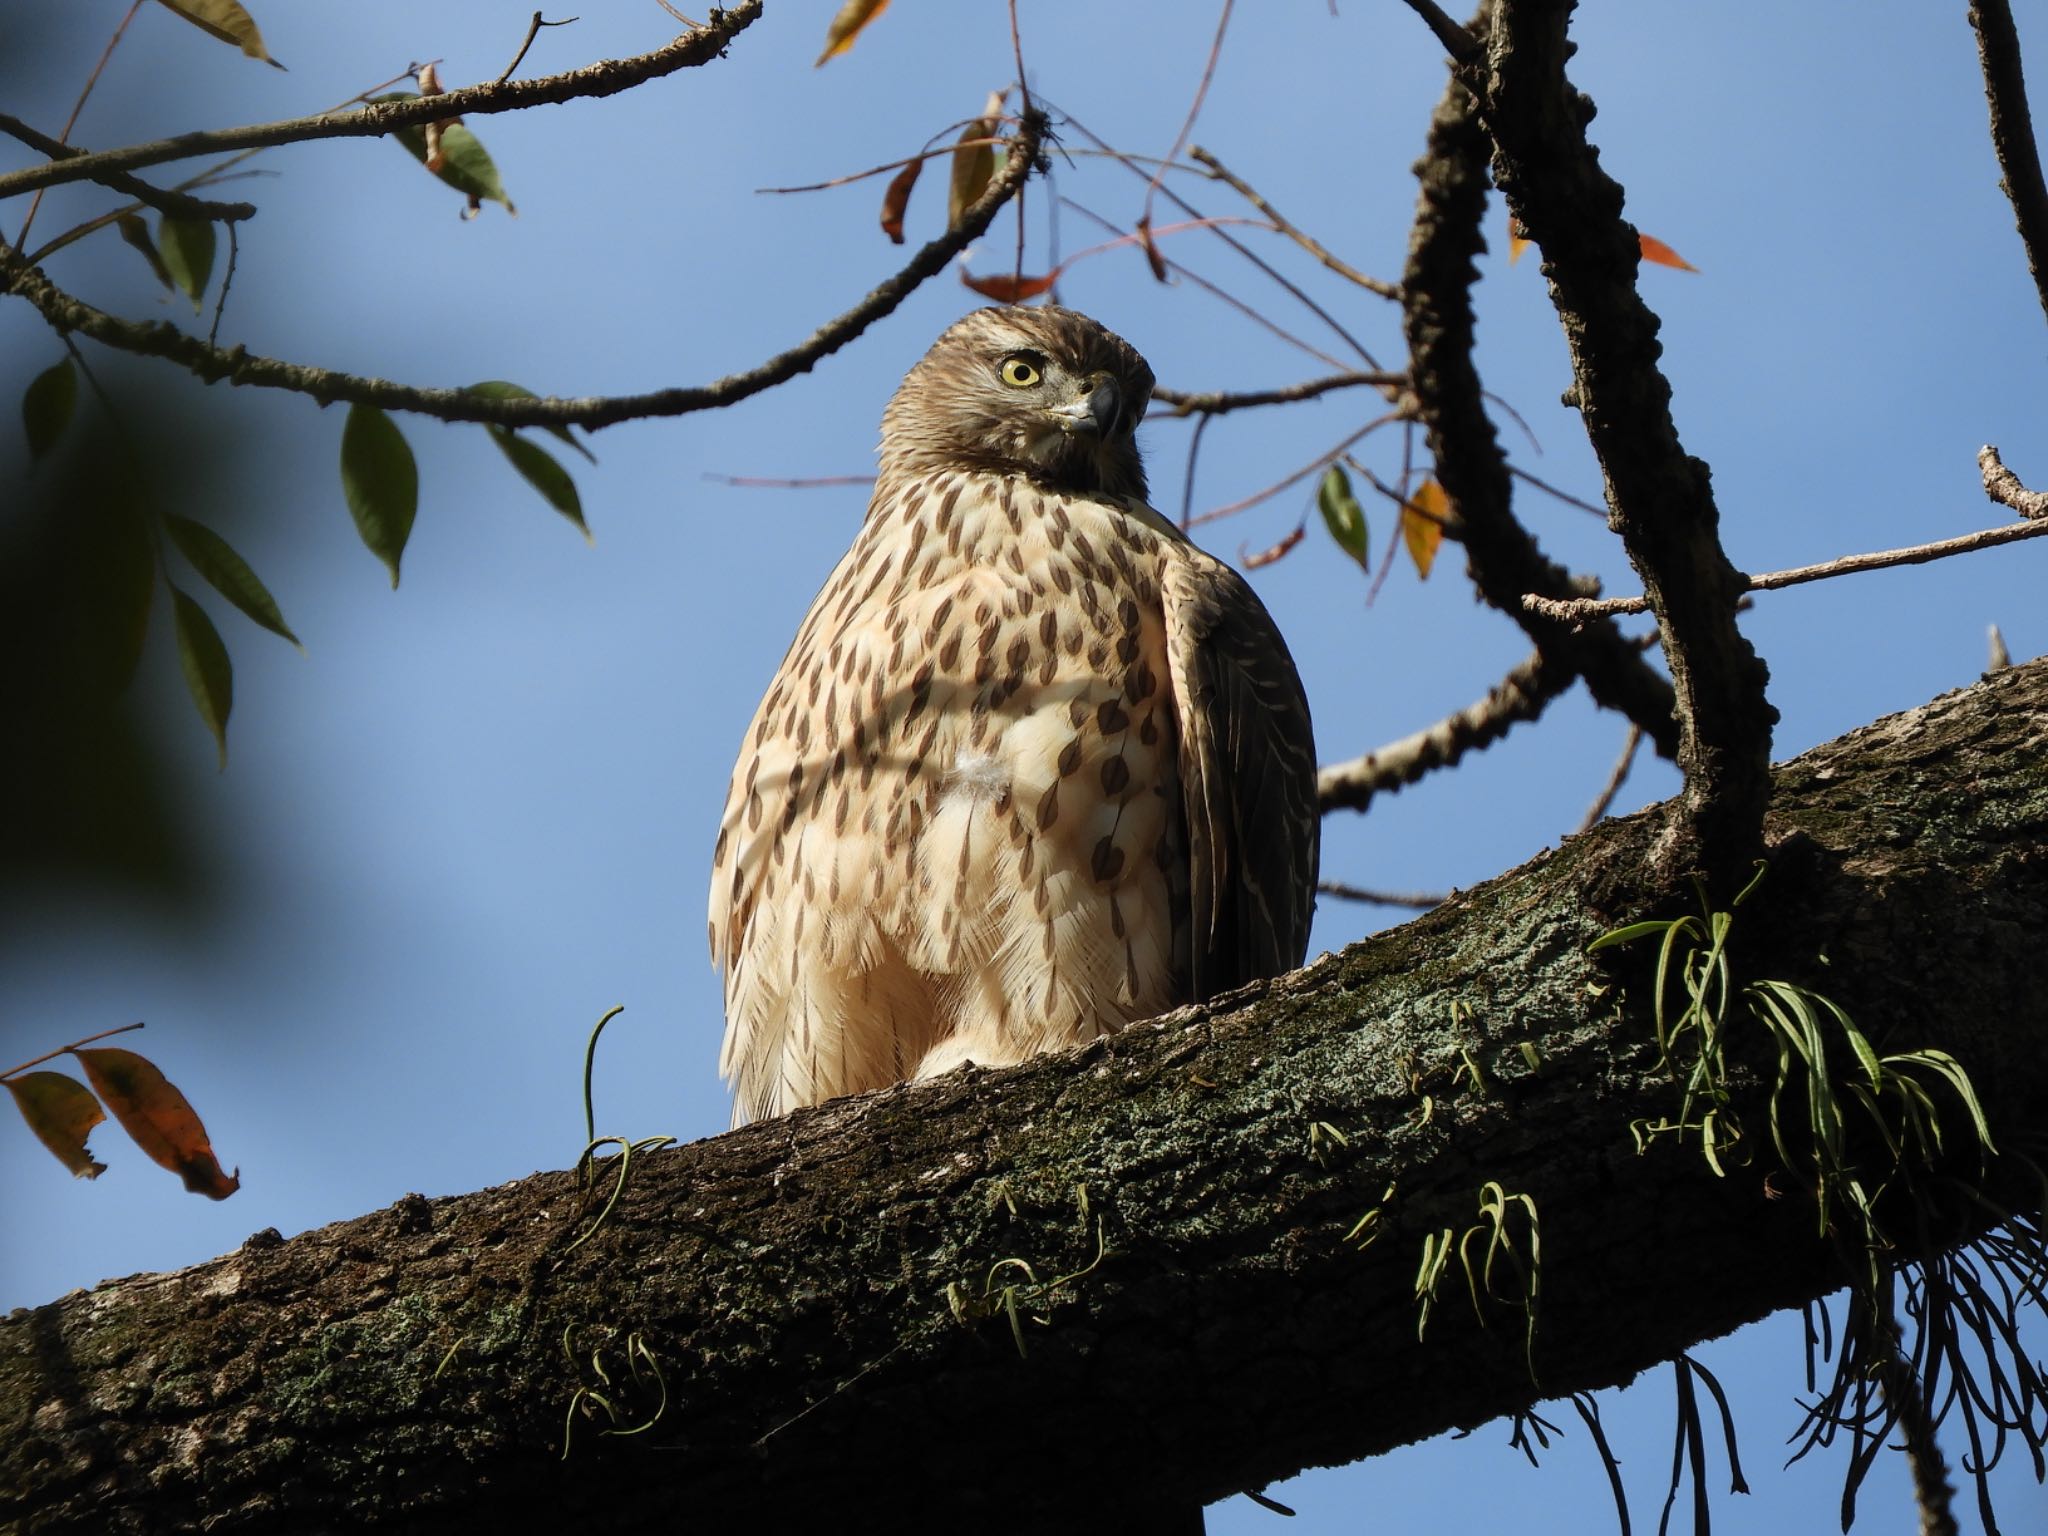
[152,0,281,67]
[1401,480,1449,579]
[6,1071,107,1180]
[949,91,1006,231]
[816,0,890,66]
[1638,232,1699,272]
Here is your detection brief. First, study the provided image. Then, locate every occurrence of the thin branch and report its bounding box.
[1525,518,2048,624]
[0,117,257,228]
[1139,0,1235,233]
[1150,371,1402,418]
[1315,881,1448,909]
[11,0,143,247]
[1969,0,2048,327]
[0,3,764,202]
[1189,411,1402,528]
[1508,461,1606,517]
[0,109,1046,433]
[1980,443,2048,519]
[1189,145,1401,299]
[495,13,579,86]
[1,1021,147,1081]
[1318,647,1574,815]
[1400,0,1483,61]
[1577,723,1644,834]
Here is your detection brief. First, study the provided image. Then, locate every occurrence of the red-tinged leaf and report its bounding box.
[1638,233,1699,273]
[1317,464,1369,570]
[816,0,890,65]
[23,358,77,460]
[948,90,1005,230]
[117,213,176,292]
[1402,479,1450,579]
[1136,216,1170,283]
[879,157,921,244]
[1241,521,1307,571]
[169,586,233,768]
[1507,213,1530,265]
[151,0,282,68]
[71,1047,239,1199]
[960,271,1058,303]
[6,1071,108,1181]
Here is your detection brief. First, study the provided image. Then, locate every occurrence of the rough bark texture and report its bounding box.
[5,660,2046,1534]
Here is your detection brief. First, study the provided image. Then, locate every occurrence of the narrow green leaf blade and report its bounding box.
[1317,464,1369,569]
[377,96,515,213]
[22,358,77,459]
[169,586,233,768]
[340,404,418,588]
[158,216,216,310]
[117,213,176,291]
[467,381,595,462]
[488,426,587,537]
[163,514,302,647]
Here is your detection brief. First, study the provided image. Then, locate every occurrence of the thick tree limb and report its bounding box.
[6,659,2046,1534]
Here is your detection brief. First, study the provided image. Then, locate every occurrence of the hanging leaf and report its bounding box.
[948,91,1005,230]
[1402,479,1450,580]
[1638,233,1699,273]
[169,586,233,767]
[163,515,302,648]
[1241,521,1306,571]
[151,0,282,68]
[879,157,921,244]
[23,358,77,460]
[816,0,891,66]
[1318,464,1369,570]
[158,216,216,310]
[340,404,418,588]
[488,426,588,538]
[960,271,1058,303]
[117,213,177,291]
[1135,217,1171,284]
[72,1047,240,1199]
[6,1071,108,1181]
[464,381,594,462]
[1507,213,1530,265]
[376,95,516,216]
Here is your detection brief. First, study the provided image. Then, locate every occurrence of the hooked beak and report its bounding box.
[1051,373,1123,439]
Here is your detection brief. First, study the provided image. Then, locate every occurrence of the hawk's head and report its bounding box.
[878,306,1155,501]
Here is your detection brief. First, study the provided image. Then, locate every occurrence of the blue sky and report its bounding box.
[4,3,2046,1531]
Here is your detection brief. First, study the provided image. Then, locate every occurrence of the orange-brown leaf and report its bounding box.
[1638,233,1698,272]
[6,1071,107,1180]
[1135,216,1170,283]
[879,157,921,244]
[948,90,1005,230]
[1507,213,1530,265]
[960,270,1058,303]
[1241,522,1307,570]
[72,1047,240,1199]
[1401,479,1449,579]
[816,0,890,66]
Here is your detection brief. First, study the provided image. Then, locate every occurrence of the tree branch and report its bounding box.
[0,115,256,225]
[0,110,1047,432]
[1969,0,2048,328]
[1189,145,1403,299]
[0,5,764,202]
[1149,370,1402,417]
[5,659,2045,1532]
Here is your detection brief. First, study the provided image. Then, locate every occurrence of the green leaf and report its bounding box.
[340,404,418,588]
[1317,464,1369,570]
[162,515,302,648]
[488,426,587,537]
[151,0,282,67]
[22,358,77,459]
[170,586,233,768]
[158,216,216,310]
[117,213,176,292]
[376,95,516,214]
[466,381,595,462]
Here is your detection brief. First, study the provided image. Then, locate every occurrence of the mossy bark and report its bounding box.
[5,660,2045,1534]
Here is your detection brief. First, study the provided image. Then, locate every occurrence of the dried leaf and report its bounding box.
[960,270,1058,303]
[117,213,176,291]
[488,426,587,538]
[1242,522,1306,570]
[6,1071,107,1180]
[163,514,302,648]
[1317,464,1369,570]
[340,404,418,588]
[1402,479,1449,579]
[1135,216,1170,283]
[1638,233,1699,272]
[879,157,921,244]
[169,586,233,767]
[816,0,890,65]
[22,358,77,460]
[72,1047,239,1199]
[948,90,1005,230]
[1507,213,1530,265]
[151,0,281,67]
[158,216,216,311]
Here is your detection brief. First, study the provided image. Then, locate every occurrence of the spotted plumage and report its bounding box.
[709,306,1317,1123]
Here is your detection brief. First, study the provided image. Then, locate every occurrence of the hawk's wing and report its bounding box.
[1161,551,1319,998]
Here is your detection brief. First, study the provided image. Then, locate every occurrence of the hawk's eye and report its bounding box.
[999,355,1043,389]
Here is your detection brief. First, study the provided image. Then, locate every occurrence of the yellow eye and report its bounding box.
[999,356,1042,388]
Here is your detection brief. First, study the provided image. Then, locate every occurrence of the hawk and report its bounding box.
[709,306,1318,1123]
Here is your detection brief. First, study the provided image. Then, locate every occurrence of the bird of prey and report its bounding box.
[709,306,1317,1123]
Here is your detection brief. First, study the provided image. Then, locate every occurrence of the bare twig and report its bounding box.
[10,0,143,247]
[0,116,257,227]
[1969,0,2048,327]
[1189,412,1403,527]
[0,108,1045,433]
[1400,0,1483,60]
[1150,371,1402,418]
[495,12,579,86]
[1315,881,1447,909]
[0,3,763,202]
[701,474,874,490]
[1189,146,1401,299]
[1138,0,1235,236]
[1507,462,1606,517]
[1577,723,1644,834]
[1318,647,1574,815]
[1524,518,2048,623]
[1980,443,2048,519]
